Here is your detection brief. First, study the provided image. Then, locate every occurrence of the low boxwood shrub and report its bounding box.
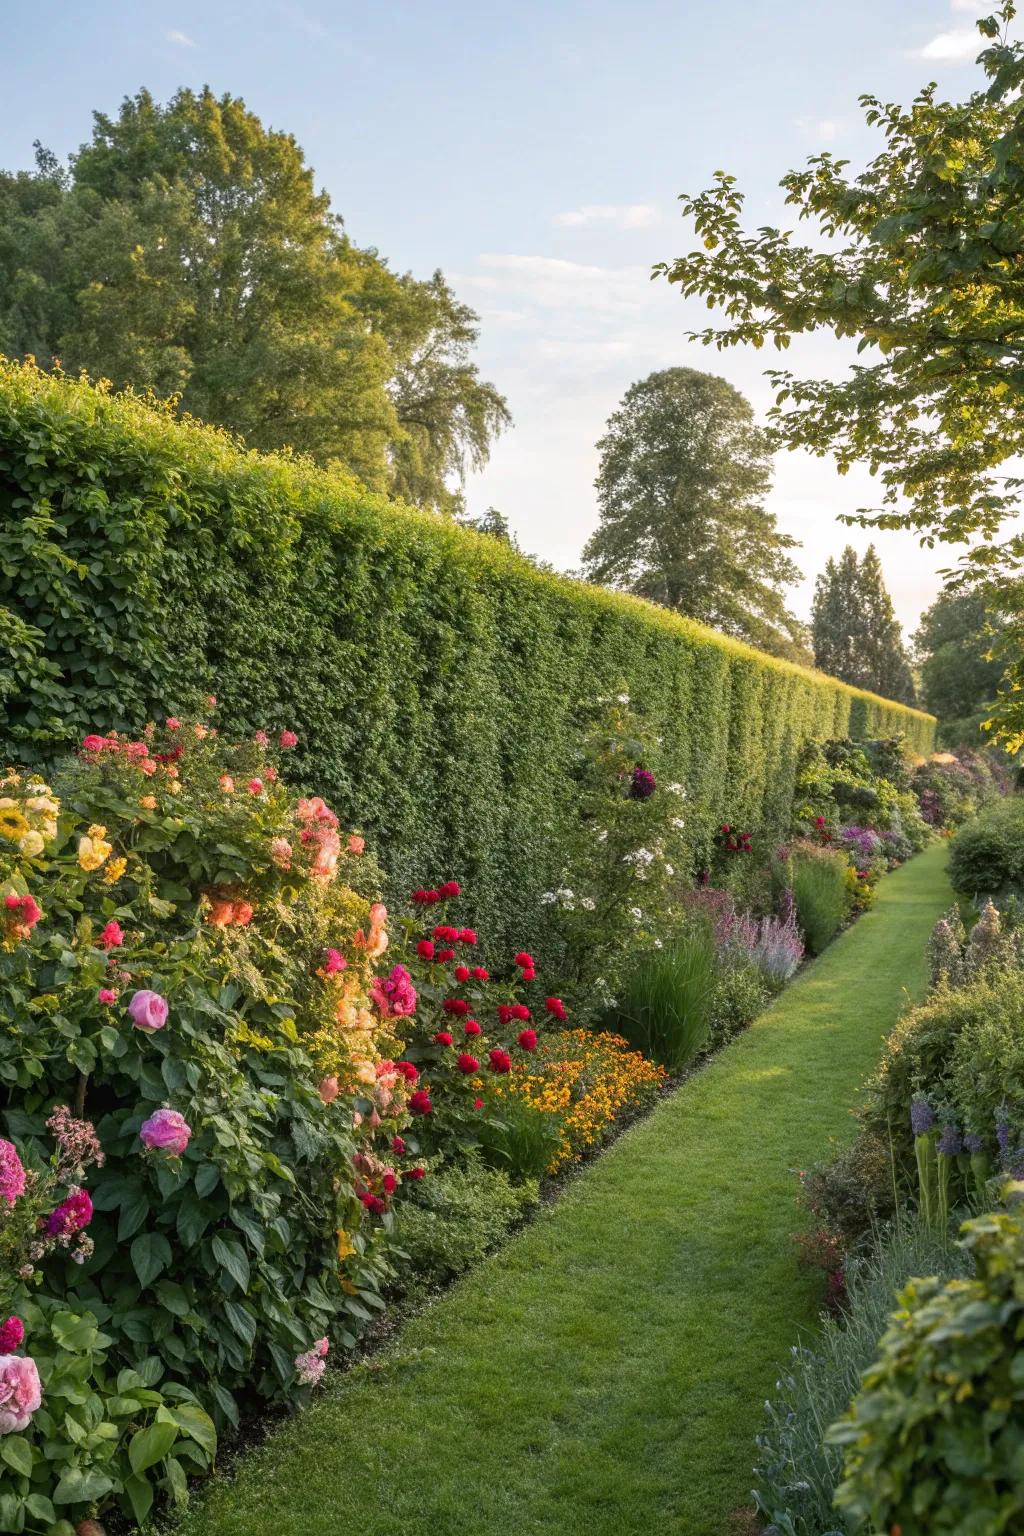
[829,1202,1024,1535]
[705,953,772,1050]
[392,1158,538,1303]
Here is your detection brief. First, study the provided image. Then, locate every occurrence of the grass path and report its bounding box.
[182,843,953,1536]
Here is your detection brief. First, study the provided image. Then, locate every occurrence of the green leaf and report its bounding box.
[128,1418,179,1474]
[194,1162,220,1197]
[211,1233,250,1293]
[155,1279,190,1317]
[24,1494,55,1523]
[53,1465,115,1504]
[170,1401,218,1459]
[124,1472,154,1525]
[165,1453,189,1504]
[131,1231,172,1287]
[0,1436,32,1476]
[223,1299,256,1348]
[49,1311,100,1353]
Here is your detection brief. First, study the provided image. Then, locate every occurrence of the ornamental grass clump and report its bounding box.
[789,847,852,955]
[613,923,717,1071]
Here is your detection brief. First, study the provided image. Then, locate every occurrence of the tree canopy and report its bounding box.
[913,587,1003,724]
[811,545,917,704]
[581,368,808,660]
[0,88,509,511]
[653,5,1024,575]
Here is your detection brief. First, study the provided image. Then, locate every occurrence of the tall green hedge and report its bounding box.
[0,360,935,948]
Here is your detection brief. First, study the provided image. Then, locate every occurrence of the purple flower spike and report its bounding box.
[911,1097,936,1136]
[963,1132,984,1155]
[996,1115,1011,1155]
[937,1123,962,1157]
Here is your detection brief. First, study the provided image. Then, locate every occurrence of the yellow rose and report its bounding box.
[138,795,157,810]
[336,1229,355,1261]
[77,825,112,871]
[17,831,44,858]
[103,857,127,885]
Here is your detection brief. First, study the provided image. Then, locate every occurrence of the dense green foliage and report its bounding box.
[790,849,852,955]
[391,1160,538,1305]
[581,367,808,660]
[754,1218,969,1536]
[949,796,1024,896]
[830,1205,1024,1535]
[654,6,1024,565]
[0,89,509,514]
[914,587,1004,725]
[0,362,934,953]
[612,924,717,1070]
[811,546,916,705]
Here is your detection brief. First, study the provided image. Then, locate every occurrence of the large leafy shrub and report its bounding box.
[949,797,1024,898]
[829,1203,1024,1536]
[392,1159,538,1305]
[0,361,934,960]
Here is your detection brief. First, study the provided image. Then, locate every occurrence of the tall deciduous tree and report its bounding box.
[0,88,508,509]
[653,5,1024,572]
[913,588,1003,723]
[811,545,917,703]
[581,368,807,659]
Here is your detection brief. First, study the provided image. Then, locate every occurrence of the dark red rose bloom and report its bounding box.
[545,996,567,1021]
[517,1028,538,1051]
[408,1167,426,1180]
[458,928,478,945]
[437,947,456,962]
[433,1030,454,1047]
[417,939,436,960]
[472,966,489,981]
[514,951,534,967]
[488,1048,512,1074]
[454,964,470,983]
[0,1317,24,1352]
[520,967,536,982]
[511,1003,530,1021]
[397,1060,419,1083]
[408,1089,433,1115]
[457,1052,479,1074]
[368,1195,386,1214]
[412,889,441,905]
[464,1019,482,1036]
[474,1096,484,1109]
[433,924,459,942]
[439,880,461,898]
[443,998,470,1016]
[629,766,656,800]
[391,1135,406,1156]
[382,1172,398,1194]
[721,824,731,835]
[497,1004,513,1026]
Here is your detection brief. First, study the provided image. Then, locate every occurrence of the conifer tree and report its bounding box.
[811,545,916,703]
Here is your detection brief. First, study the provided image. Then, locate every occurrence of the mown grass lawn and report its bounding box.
[180,842,953,1536]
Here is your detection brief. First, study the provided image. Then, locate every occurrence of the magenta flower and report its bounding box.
[369,964,418,1019]
[0,1141,26,1208]
[0,1319,24,1353]
[46,1188,93,1237]
[0,1355,41,1435]
[140,1107,191,1156]
[128,990,169,1033]
[279,729,298,749]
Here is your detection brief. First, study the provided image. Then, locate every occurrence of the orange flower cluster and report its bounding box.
[484,1028,665,1172]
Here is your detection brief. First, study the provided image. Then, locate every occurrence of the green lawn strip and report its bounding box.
[181,843,953,1536]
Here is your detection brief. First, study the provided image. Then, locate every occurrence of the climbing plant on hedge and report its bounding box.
[0,360,935,953]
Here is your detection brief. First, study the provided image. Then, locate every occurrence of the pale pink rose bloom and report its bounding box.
[128,990,169,1033]
[318,1077,339,1103]
[0,1354,41,1434]
[139,1107,191,1156]
[270,837,292,870]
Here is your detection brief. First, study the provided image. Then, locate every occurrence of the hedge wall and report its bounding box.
[0,360,935,949]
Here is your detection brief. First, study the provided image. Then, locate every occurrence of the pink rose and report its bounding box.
[139,1107,191,1156]
[165,717,181,731]
[97,920,124,951]
[0,1319,23,1353]
[128,990,168,1033]
[279,730,298,749]
[81,734,106,752]
[248,778,264,796]
[46,1188,93,1237]
[98,989,118,1005]
[0,1354,41,1435]
[347,834,365,855]
[318,1077,340,1104]
[0,1141,26,1207]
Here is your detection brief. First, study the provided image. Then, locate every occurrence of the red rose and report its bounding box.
[520,968,536,982]
[408,1167,426,1180]
[497,1004,513,1026]
[391,1135,406,1156]
[458,928,478,945]
[382,1172,398,1194]
[511,1004,530,1021]
[408,1089,432,1115]
[457,1053,479,1074]
[464,1019,482,1036]
[437,947,456,962]
[433,925,458,942]
[417,939,435,960]
[474,1097,484,1110]
[97,920,124,951]
[517,1028,538,1051]
[514,951,534,967]
[454,964,470,983]
[545,996,567,1021]
[489,1048,512,1074]
[397,1061,419,1083]
[440,880,461,898]
[433,1031,454,1047]
[368,1195,386,1214]
[443,998,469,1016]
[472,966,489,981]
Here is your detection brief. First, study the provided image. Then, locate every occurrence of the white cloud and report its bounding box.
[918,26,982,61]
[555,203,661,230]
[165,29,196,48]
[793,116,841,143]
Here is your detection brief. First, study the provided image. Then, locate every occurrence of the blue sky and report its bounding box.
[2,0,1000,631]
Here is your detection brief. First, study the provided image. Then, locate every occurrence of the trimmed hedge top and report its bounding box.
[0,359,935,947]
